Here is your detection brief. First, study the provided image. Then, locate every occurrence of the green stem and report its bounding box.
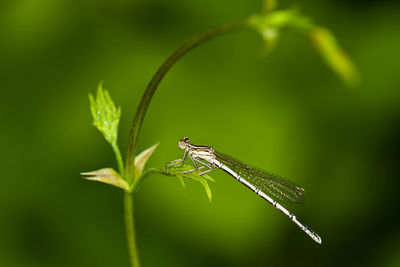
[112,142,125,178]
[124,192,140,267]
[124,21,247,184]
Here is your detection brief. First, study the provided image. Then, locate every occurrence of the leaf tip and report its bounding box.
[133,142,160,181]
[310,26,360,87]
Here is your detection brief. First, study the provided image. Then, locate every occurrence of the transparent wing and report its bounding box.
[215,151,305,204]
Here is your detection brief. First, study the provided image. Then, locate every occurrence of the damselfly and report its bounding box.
[168,137,322,244]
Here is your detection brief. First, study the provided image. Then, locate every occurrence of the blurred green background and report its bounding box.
[1,0,399,266]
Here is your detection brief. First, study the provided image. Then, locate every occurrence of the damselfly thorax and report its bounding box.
[187,144,216,162]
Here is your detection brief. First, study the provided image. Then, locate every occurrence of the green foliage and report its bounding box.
[144,164,215,202]
[248,9,312,55]
[89,83,124,175]
[310,26,360,87]
[248,8,313,34]
[81,168,130,191]
[132,143,159,185]
[248,7,359,86]
[260,27,280,55]
[89,82,121,146]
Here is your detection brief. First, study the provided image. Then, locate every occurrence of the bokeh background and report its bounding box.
[1,0,399,266]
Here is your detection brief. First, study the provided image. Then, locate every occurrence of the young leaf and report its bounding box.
[144,164,215,202]
[133,142,159,181]
[81,168,130,191]
[310,26,360,87]
[89,83,125,176]
[248,8,359,87]
[248,9,313,55]
[260,27,279,55]
[89,83,121,146]
[248,9,313,34]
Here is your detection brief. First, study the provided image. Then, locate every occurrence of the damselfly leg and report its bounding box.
[167,151,188,167]
[180,154,203,173]
[195,158,214,175]
[179,155,213,175]
[180,165,206,173]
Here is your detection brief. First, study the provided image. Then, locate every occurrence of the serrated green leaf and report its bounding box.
[310,26,360,87]
[89,82,121,145]
[133,142,159,180]
[81,168,130,191]
[145,164,215,202]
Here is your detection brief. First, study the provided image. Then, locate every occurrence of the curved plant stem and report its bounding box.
[122,20,247,267]
[124,192,140,267]
[125,21,247,184]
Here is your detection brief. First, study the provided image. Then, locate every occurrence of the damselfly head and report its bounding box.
[178,137,190,149]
